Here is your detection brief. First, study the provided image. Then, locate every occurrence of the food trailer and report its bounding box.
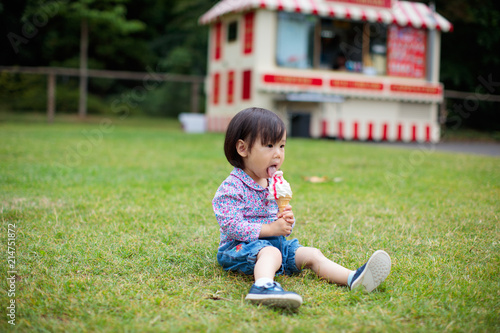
[199,0,452,142]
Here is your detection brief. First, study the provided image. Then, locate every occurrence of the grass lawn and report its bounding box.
[1,114,499,332]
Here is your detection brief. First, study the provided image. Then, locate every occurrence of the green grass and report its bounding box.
[1,114,499,332]
[441,126,500,142]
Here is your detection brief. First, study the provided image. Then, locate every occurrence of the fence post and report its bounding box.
[191,81,200,113]
[47,72,56,123]
[78,18,89,118]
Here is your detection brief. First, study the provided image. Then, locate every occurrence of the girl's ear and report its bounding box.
[236,139,248,157]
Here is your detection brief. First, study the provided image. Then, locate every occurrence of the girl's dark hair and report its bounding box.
[224,107,286,169]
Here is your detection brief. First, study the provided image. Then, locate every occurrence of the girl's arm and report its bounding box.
[213,186,262,242]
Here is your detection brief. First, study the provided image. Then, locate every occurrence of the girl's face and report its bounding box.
[237,133,287,187]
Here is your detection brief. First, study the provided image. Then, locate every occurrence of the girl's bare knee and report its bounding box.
[309,248,325,264]
[257,246,282,261]
[297,247,325,268]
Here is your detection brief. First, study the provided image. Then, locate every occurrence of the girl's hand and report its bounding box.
[260,217,292,237]
[259,205,295,238]
[271,217,293,236]
[277,205,294,225]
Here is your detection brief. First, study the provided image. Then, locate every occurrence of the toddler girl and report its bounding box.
[213,107,391,309]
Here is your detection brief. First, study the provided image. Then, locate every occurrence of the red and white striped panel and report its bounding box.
[206,115,233,133]
[199,0,453,32]
[321,119,436,142]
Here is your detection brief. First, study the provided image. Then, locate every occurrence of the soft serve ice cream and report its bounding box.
[267,171,293,213]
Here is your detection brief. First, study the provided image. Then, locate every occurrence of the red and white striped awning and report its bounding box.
[199,0,453,32]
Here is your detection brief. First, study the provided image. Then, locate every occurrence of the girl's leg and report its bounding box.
[246,246,303,309]
[295,247,353,285]
[254,246,282,281]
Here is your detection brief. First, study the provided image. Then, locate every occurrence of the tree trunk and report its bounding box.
[78,17,88,118]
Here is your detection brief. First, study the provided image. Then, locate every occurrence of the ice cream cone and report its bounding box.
[277,195,292,213]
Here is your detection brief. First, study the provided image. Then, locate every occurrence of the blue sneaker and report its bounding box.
[245,282,303,309]
[349,250,391,292]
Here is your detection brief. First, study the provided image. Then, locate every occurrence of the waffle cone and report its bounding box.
[277,196,292,213]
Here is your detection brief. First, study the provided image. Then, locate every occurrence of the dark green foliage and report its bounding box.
[0,0,216,115]
[0,0,498,126]
[431,0,500,131]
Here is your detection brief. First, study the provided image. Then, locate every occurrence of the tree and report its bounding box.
[22,0,146,117]
[433,0,500,130]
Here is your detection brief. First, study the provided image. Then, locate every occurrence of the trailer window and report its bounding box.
[276,12,316,69]
[276,13,392,76]
[319,19,389,75]
[368,23,388,75]
[320,19,360,70]
[227,21,238,42]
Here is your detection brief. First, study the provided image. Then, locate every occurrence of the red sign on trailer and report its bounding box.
[390,84,442,95]
[387,25,427,78]
[263,74,323,86]
[330,79,384,91]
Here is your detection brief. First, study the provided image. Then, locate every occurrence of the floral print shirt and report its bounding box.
[213,168,294,248]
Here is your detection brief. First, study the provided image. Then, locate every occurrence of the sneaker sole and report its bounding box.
[351,250,391,292]
[245,293,303,309]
